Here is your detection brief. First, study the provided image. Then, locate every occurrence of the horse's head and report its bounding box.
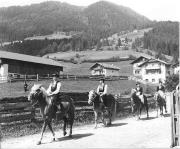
[154,92,159,100]
[131,88,137,97]
[28,84,43,106]
[88,90,97,104]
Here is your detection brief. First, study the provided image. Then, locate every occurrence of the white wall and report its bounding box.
[141,63,167,83]
[104,69,120,76]
[0,64,8,81]
[132,59,147,76]
[91,68,120,76]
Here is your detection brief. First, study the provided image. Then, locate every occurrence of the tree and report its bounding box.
[118,38,121,47]
[165,74,179,92]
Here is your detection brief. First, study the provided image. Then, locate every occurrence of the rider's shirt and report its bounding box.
[51,81,60,92]
[136,86,143,95]
[97,84,108,95]
[47,81,61,95]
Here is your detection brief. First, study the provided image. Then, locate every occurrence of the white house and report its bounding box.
[130,56,151,77]
[138,59,171,83]
[90,63,120,76]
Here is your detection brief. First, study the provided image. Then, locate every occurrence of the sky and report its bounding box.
[0,0,179,21]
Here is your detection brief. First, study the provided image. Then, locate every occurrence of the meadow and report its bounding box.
[0,78,156,99]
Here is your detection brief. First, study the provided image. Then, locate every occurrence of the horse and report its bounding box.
[88,90,115,128]
[154,91,167,117]
[131,89,149,119]
[28,84,75,145]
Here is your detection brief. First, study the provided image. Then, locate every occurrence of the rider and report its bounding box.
[46,73,62,110]
[156,80,167,113]
[135,82,144,103]
[156,80,165,98]
[97,78,108,104]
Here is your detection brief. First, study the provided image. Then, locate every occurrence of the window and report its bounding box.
[152,79,155,82]
[135,70,140,74]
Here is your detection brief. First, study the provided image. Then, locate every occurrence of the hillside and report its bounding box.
[143,21,179,62]
[0,1,150,42]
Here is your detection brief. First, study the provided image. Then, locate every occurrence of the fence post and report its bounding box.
[113,96,117,120]
[36,74,39,82]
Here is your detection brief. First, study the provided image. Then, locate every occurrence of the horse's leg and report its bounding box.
[160,106,163,116]
[164,100,167,113]
[68,119,73,138]
[156,101,159,117]
[94,111,98,129]
[47,120,55,142]
[37,120,47,145]
[137,105,141,120]
[63,117,67,136]
[145,104,149,118]
[145,100,149,118]
[101,111,104,123]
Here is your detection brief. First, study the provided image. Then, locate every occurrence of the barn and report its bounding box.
[0,51,63,81]
[90,63,120,76]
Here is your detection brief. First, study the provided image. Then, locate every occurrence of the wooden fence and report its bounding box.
[0,92,155,126]
[171,90,180,147]
[4,74,129,82]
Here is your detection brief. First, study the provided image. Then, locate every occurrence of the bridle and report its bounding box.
[88,91,98,104]
[29,88,42,107]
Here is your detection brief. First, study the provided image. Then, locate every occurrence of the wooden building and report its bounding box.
[0,51,63,81]
[90,63,120,76]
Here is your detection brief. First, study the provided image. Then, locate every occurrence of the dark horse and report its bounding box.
[88,90,115,128]
[28,84,75,145]
[154,92,167,117]
[131,89,149,119]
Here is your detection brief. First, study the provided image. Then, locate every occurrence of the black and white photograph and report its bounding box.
[0,0,179,148]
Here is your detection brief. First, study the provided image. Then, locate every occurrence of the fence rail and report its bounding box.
[0,92,156,126]
[1,74,129,83]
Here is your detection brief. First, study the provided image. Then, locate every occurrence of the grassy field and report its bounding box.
[0,79,156,99]
[46,49,152,61]
[60,60,133,75]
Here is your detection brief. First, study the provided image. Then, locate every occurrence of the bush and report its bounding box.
[128,54,136,60]
[165,74,179,92]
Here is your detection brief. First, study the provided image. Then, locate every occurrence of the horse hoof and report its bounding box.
[165,110,167,113]
[94,126,97,129]
[63,131,67,136]
[37,141,41,145]
[52,138,56,142]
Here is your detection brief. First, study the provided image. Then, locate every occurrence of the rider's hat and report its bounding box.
[100,78,105,82]
[136,82,140,85]
[52,73,59,78]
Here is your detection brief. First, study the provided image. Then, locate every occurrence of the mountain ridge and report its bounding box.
[0,1,151,42]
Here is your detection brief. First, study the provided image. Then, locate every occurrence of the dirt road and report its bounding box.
[1,111,171,148]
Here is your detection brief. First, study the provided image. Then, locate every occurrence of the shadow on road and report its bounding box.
[140,117,157,120]
[163,113,170,117]
[57,133,94,141]
[105,122,128,128]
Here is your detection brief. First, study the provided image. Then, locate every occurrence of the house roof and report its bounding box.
[90,63,120,70]
[138,58,171,67]
[130,56,151,64]
[0,51,63,68]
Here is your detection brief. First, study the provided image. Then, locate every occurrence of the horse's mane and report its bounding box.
[31,84,48,97]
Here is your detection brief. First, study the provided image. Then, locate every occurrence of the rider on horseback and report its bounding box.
[46,73,62,111]
[135,82,144,103]
[97,78,108,105]
[156,81,166,100]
